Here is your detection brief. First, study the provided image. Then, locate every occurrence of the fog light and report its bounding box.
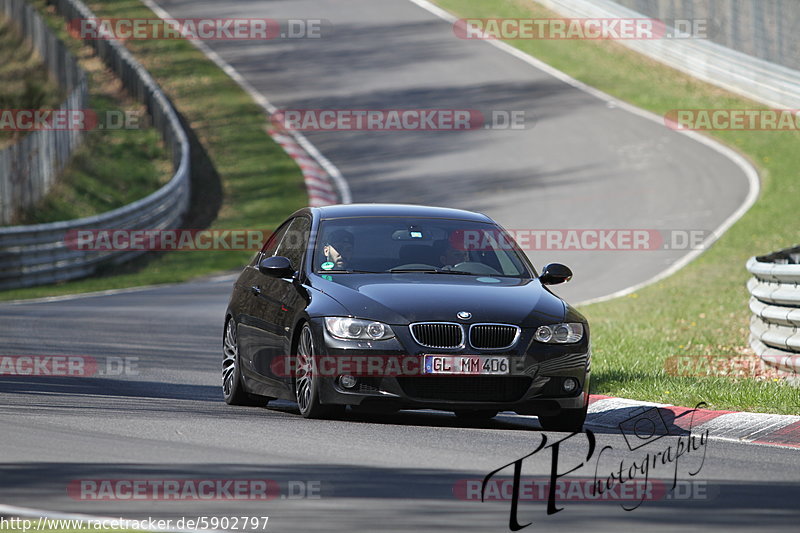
[562,378,579,393]
[339,375,358,389]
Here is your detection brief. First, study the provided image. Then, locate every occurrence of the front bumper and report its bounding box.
[307,318,591,416]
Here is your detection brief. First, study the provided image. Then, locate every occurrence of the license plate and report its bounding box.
[423,355,509,375]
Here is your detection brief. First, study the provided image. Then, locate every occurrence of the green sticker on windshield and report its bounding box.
[321,261,335,270]
[476,277,501,283]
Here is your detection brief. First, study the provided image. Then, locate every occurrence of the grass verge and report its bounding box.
[434,0,800,414]
[0,0,306,300]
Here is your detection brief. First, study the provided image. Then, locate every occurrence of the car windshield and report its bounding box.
[313,217,531,277]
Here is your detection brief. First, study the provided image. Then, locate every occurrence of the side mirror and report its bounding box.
[539,263,573,285]
[258,256,295,278]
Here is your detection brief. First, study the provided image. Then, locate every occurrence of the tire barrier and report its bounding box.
[747,247,800,374]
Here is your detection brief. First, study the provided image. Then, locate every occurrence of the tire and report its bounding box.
[454,409,498,420]
[222,318,264,406]
[538,405,588,432]
[294,323,345,419]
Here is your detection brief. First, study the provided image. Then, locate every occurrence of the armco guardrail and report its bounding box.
[0,0,190,290]
[0,0,88,225]
[747,247,800,375]
[535,0,800,109]
[610,0,800,74]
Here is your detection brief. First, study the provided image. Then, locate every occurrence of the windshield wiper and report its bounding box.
[388,267,477,275]
[319,269,381,274]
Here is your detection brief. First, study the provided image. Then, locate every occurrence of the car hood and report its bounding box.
[309,273,566,327]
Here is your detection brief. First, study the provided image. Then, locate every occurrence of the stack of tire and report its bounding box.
[747,246,800,378]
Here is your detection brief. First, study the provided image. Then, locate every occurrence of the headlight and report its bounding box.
[534,323,583,344]
[324,317,395,341]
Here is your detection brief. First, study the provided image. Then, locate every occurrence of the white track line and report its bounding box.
[2,272,238,305]
[407,0,761,306]
[3,283,174,305]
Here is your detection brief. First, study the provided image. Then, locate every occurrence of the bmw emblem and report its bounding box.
[457,311,472,320]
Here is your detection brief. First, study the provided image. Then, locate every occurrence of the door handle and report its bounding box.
[250,286,261,296]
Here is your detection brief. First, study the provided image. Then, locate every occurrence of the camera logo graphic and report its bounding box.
[618,407,670,451]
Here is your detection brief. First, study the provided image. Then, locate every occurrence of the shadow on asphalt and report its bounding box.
[0,376,219,402]
[0,377,703,440]
[0,461,798,530]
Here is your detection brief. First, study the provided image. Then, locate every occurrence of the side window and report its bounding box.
[275,217,311,270]
[260,221,292,256]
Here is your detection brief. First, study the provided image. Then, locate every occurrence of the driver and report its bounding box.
[323,229,354,270]
[434,240,469,268]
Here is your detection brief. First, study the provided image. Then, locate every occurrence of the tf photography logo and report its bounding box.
[479,403,710,530]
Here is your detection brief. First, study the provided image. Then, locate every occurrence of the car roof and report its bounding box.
[311,203,494,222]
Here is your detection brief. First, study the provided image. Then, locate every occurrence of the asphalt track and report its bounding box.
[0,278,799,532]
[1,1,794,532]
[149,0,755,304]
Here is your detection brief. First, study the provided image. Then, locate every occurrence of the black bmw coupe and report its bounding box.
[223,204,590,431]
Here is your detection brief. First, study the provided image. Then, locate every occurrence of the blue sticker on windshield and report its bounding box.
[410,231,423,238]
[476,277,501,283]
[321,261,335,270]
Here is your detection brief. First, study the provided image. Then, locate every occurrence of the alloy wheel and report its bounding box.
[295,325,315,414]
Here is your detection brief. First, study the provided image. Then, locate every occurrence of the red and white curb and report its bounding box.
[267,128,339,207]
[587,395,800,449]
